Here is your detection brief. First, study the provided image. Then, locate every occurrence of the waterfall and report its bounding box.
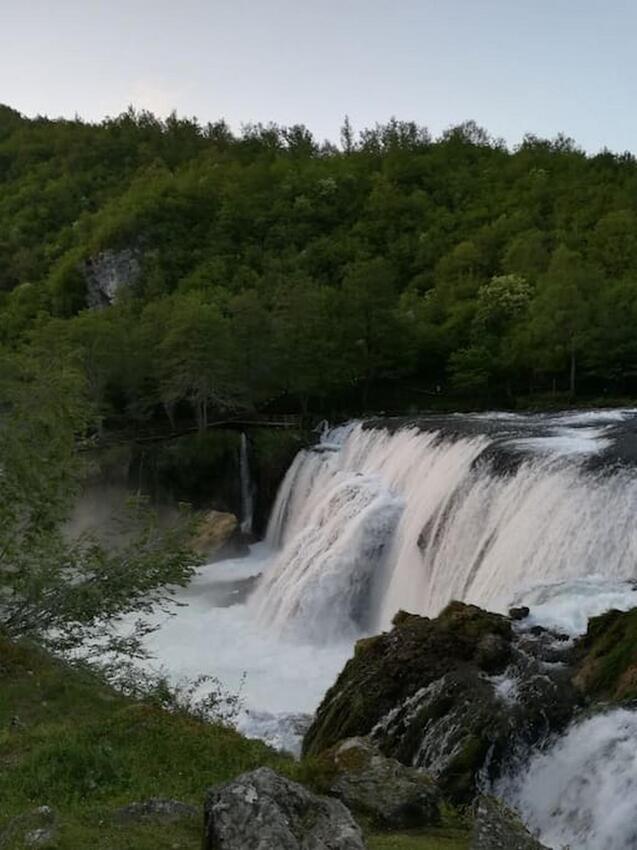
[253,418,637,639]
[239,432,254,535]
[497,709,637,850]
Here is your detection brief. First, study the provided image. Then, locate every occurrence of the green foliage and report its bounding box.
[2,104,637,417]
[0,342,200,656]
[367,829,469,850]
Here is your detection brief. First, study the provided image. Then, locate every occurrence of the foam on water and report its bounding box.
[508,426,613,455]
[512,576,637,636]
[552,408,637,425]
[498,709,637,850]
[124,544,351,754]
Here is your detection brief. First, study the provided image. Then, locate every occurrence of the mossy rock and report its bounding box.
[304,602,579,805]
[573,606,637,701]
[325,738,441,830]
[470,796,548,849]
[304,602,513,760]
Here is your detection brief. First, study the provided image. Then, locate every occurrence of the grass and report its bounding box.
[575,608,637,700]
[0,636,286,848]
[0,636,470,849]
[368,829,469,850]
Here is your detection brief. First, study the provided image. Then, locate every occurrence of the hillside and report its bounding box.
[2,105,637,426]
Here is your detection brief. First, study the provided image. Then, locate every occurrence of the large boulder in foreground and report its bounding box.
[471,796,548,850]
[327,737,440,829]
[304,602,579,802]
[202,767,366,850]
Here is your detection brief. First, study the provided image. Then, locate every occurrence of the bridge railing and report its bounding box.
[79,412,311,449]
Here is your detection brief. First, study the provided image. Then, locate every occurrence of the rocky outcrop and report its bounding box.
[325,737,440,829]
[0,806,57,848]
[191,510,240,559]
[304,602,579,802]
[84,248,141,309]
[471,796,548,850]
[202,767,366,850]
[573,606,637,702]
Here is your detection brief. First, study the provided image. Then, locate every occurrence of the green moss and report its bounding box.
[574,607,637,701]
[354,635,384,657]
[366,807,470,850]
[367,829,470,850]
[440,735,490,803]
[304,602,513,759]
[1,816,202,850]
[437,601,511,642]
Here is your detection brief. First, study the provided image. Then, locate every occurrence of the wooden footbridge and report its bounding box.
[80,413,309,450]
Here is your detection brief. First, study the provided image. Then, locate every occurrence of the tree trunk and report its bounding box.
[569,340,577,397]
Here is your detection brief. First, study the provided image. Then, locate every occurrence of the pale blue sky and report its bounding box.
[1,0,635,152]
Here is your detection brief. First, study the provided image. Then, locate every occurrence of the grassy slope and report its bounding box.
[0,637,469,849]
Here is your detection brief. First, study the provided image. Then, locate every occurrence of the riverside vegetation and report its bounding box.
[3,592,634,847]
[0,634,470,848]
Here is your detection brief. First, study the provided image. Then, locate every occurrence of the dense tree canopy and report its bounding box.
[1,104,637,424]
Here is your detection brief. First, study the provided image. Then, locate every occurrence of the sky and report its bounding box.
[1,0,636,153]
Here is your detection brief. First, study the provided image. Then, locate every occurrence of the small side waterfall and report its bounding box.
[252,419,637,639]
[239,433,254,535]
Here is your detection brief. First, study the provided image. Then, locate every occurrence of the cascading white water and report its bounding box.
[116,411,637,846]
[254,420,637,637]
[254,424,403,638]
[127,410,637,837]
[497,709,637,850]
[239,432,254,535]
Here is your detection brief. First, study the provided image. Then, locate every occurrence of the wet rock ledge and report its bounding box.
[304,599,637,803]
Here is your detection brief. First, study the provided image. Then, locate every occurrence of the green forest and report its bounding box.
[2,103,637,429]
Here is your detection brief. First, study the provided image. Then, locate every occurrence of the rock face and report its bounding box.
[191,510,239,559]
[84,248,141,309]
[202,766,366,850]
[304,602,579,802]
[327,737,440,829]
[0,806,57,848]
[573,606,637,702]
[112,798,197,824]
[471,796,548,850]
